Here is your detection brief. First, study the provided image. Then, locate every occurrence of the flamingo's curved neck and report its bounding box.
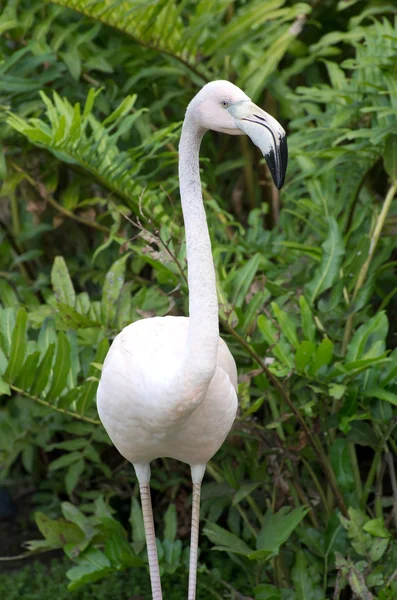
[178,112,219,387]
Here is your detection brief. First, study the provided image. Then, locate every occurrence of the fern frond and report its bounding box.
[46,0,208,80]
[6,88,176,208]
[45,0,312,96]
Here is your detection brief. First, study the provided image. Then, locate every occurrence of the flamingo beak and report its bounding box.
[228,101,288,189]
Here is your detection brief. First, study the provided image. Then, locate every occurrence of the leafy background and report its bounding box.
[1,0,397,599]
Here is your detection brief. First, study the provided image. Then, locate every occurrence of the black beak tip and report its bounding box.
[265,133,288,190]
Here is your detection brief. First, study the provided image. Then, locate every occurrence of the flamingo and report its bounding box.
[97,80,287,600]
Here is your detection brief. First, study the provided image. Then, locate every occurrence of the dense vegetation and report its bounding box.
[1,0,397,598]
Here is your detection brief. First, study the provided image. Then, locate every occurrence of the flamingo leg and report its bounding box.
[137,475,162,600]
[139,482,163,600]
[188,463,205,600]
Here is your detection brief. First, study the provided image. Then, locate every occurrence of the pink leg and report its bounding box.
[188,482,201,600]
[188,464,205,600]
[139,483,162,600]
[131,460,163,600]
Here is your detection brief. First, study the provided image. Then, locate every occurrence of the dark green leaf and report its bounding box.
[47,332,71,401]
[164,503,177,542]
[384,133,397,180]
[30,343,56,397]
[306,217,344,303]
[330,439,354,492]
[66,549,112,591]
[4,307,27,383]
[256,506,309,557]
[202,522,252,556]
[65,458,85,497]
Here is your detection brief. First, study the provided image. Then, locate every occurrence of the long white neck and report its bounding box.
[178,112,219,389]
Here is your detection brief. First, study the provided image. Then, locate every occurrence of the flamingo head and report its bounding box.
[187,80,288,189]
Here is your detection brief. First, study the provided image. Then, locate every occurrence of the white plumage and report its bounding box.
[98,316,238,467]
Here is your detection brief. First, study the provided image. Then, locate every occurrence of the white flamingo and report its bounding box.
[97,80,287,600]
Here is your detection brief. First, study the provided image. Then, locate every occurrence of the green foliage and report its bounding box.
[1,0,397,598]
[0,557,227,600]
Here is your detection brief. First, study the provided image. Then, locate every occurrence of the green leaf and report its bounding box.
[48,439,88,451]
[227,253,263,308]
[258,315,278,346]
[202,522,253,556]
[306,217,344,303]
[65,458,85,497]
[51,256,76,307]
[129,497,145,544]
[368,537,389,563]
[256,506,309,558]
[363,388,397,407]
[0,377,11,396]
[49,451,82,472]
[311,337,333,373]
[384,133,397,180]
[0,279,18,308]
[61,502,96,540]
[254,584,282,600]
[295,341,316,372]
[232,482,260,506]
[299,296,316,342]
[101,255,128,327]
[66,549,112,591]
[76,338,109,414]
[363,518,390,539]
[14,350,41,391]
[105,534,143,568]
[346,311,388,362]
[164,504,177,542]
[4,307,27,383]
[271,303,298,348]
[162,538,182,571]
[46,332,71,401]
[329,384,346,400]
[341,354,389,375]
[0,307,15,355]
[38,317,57,356]
[330,439,354,492]
[292,550,324,600]
[30,343,56,397]
[273,337,294,369]
[34,512,83,549]
[339,508,371,557]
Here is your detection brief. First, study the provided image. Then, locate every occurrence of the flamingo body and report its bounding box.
[97,316,237,467]
[97,80,287,600]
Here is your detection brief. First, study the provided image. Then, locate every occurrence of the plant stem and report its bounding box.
[343,179,397,353]
[268,391,286,441]
[361,446,383,510]
[300,455,330,518]
[236,504,258,538]
[9,160,110,233]
[10,191,21,237]
[292,477,320,528]
[375,457,386,519]
[10,384,101,425]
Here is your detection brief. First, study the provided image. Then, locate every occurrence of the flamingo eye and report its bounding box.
[220,100,230,108]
